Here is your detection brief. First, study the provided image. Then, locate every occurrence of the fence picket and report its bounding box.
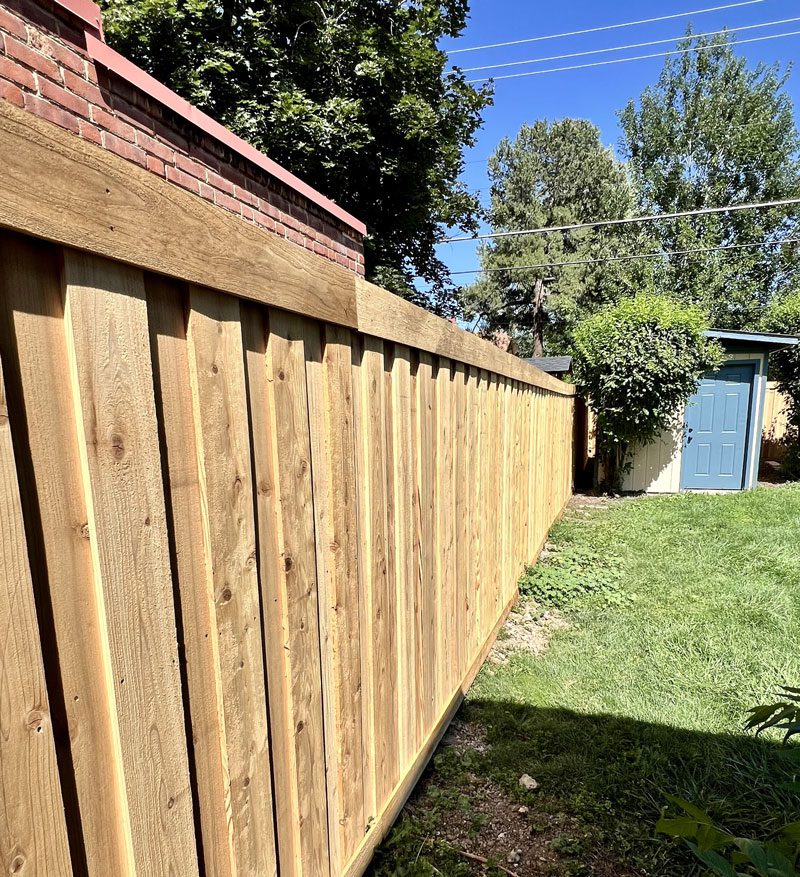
[0,352,72,876]
[63,251,198,876]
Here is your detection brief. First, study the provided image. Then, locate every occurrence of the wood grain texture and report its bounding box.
[415,352,438,735]
[346,339,376,843]
[63,250,198,876]
[0,233,129,873]
[436,360,455,697]
[356,337,398,806]
[0,352,72,877]
[409,354,426,750]
[340,590,519,877]
[305,324,365,872]
[147,275,236,877]
[0,230,576,877]
[0,99,357,329]
[251,308,329,877]
[0,101,577,395]
[453,364,468,680]
[241,305,304,875]
[390,346,417,770]
[186,286,277,875]
[467,367,481,659]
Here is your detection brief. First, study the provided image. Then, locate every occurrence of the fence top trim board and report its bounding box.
[0,98,574,395]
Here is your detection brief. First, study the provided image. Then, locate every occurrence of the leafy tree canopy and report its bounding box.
[573,295,723,488]
[459,119,653,355]
[100,0,492,311]
[620,31,800,330]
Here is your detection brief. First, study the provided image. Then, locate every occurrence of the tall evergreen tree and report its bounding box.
[99,0,492,311]
[620,31,800,329]
[460,119,650,355]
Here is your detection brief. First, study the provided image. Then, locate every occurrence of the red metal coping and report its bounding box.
[52,0,367,237]
[52,0,101,34]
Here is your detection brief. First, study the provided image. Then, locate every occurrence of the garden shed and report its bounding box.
[624,329,798,493]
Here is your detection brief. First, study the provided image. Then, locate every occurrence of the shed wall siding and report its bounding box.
[623,412,684,494]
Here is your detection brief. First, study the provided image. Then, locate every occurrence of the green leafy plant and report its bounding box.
[572,294,723,489]
[763,294,800,480]
[657,796,800,877]
[657,688,800,876]
[518,543,627,609]
[746,687,800,746]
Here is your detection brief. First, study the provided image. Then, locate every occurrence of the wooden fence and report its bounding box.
[761,381,791,462]
[0,99,574,877]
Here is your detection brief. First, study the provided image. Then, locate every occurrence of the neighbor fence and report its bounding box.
[761,381,791,463]
[0,98,574,876]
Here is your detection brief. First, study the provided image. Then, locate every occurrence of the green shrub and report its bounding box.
[573,295,723,489]
[763,294,800,480]
[518,543,627,609]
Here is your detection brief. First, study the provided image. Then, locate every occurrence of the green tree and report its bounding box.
[620,31,800,329]
[573,295,722,489]
[460,119,652,356]
[99,0,491,311]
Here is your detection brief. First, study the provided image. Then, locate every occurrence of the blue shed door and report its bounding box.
[681,363,756,490]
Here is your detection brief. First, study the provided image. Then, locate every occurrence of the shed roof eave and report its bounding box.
[705,328,799,349]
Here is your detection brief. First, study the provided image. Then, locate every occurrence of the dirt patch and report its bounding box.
[405,769,639,876]
[487,599,568,667]
[442,717,490,755]
[568,492,622,512]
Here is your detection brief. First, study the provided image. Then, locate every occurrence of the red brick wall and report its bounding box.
[0,0,366,275]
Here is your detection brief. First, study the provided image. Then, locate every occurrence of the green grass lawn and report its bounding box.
[369,486,800,876]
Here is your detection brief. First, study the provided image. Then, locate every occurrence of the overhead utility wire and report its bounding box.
[466,28,800,82]
[447,237,800,275]
[447,0,767,54]
[460,16,800,73]
[443,196,800,242]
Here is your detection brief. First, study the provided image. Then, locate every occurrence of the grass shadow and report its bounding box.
[369,701,799,876]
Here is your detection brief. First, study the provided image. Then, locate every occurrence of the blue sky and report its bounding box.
[436,0,800,282]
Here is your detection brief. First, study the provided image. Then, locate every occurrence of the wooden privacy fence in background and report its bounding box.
[0,99,574,877]
[761,381,791,463]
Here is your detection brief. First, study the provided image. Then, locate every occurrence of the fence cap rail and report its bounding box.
[355,279,575,394]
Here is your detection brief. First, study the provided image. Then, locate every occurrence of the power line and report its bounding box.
[443,196,800,243]
[466,28,800,83]
[448,236,800,275]
[459,15,800,73]
[447,0,768,54]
